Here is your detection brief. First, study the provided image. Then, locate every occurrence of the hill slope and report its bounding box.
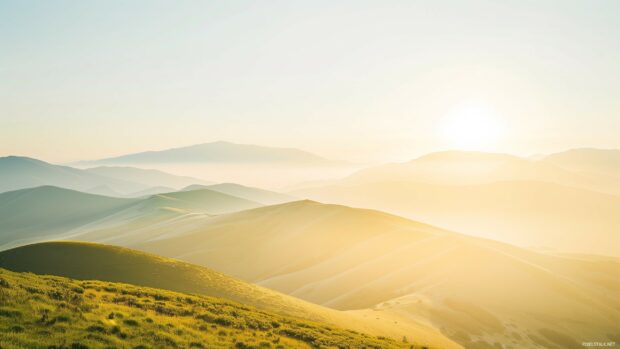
[0,156,149,195]
[76,201,619,349]
[543,148,620,178]
[0,267,409,349]
[0,242,457,349]
[128,201,442,287]
[184,183,295,205]
[0,186,137,250]
[294,180,620,256]
[143,189,262,215]
[126,185,176,197]
[0,187,262,250]
[0,241,334,321]
[0,156,217,196]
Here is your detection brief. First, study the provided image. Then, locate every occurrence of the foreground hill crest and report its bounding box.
[0,241,456,349]
[0,266,412,349]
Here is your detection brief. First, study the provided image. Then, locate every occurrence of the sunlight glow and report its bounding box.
[439,103,504,150]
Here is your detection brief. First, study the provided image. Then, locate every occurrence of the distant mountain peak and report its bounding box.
[77,141,342,165]
[0,155,50,165]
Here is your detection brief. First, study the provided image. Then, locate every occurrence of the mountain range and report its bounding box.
[0,186,263,250]
[0,185,617,348]
[294,149,620,256]
[75,141,342,166]
[0,156,210,196]
[113,201,618,349]
[340,149,620,194]
[0,146,618,349]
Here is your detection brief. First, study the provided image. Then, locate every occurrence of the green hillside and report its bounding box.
[0,267,409,349]
[0,187,262,250]
[0,187,136,249]
[114,200,619,349]
[0,242,332,323]
[150,188,262,214]
[0,242,453,349]
[184,183,295,205]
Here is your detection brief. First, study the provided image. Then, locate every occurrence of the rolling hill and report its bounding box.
[143,189,262,214]
[183,183,296,205]
[0,156,212,196]
[0,267,410,349]
[543,148,620,179]
[1,186,616,348]
[0,186,263,250]
[0,242,458,349]
[70,201,619,349]
[294,180,620,256]
[77,141,340,166]
[0,186,137,250]
[0,241,337,321]
[126,185,176,197]
[2,182,617,348]
[0,156,147,195]
[292,150,620,255]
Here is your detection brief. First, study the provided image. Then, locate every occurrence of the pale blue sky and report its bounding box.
[1,0,619,162]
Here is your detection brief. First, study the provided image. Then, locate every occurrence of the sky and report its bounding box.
[1,0,619,163]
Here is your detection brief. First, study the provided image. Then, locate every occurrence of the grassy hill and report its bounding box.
[6,197,616,348]
[0,267,410,349]
[130,201,441,287]
[0,186,137,250]
[0,241,334,322]
[149,189,262,215]
[84,200,618,349]
[4,187,617,348]
[184,183,295,205]
[0,186,262,250]
[0,242,458,349]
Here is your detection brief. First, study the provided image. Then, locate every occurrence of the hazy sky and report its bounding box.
[1,0,619,162]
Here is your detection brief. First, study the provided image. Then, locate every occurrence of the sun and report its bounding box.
[439,103,503,151]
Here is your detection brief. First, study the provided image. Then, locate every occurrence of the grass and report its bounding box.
[0,268,412,349]
[0,241,360,323]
